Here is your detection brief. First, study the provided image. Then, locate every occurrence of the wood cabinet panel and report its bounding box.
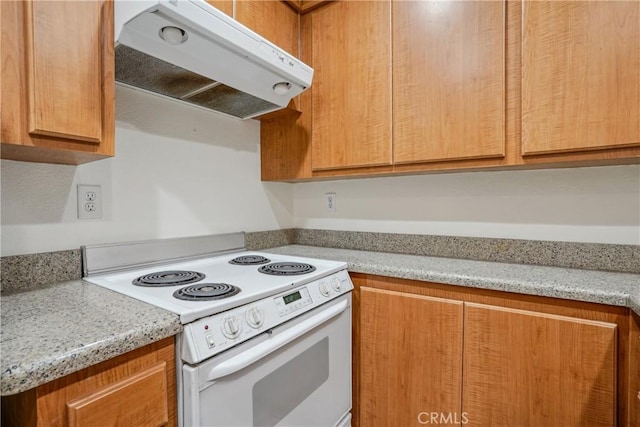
[351,273,640,427]
[1,0,28,146]
[1,338,176,427]
[393,0,505,164]
[236,0,299,57]
[522,1,640,156]
[66,362,168,427]
[285,0,331,14]
[1,0,114,165]
[300,0,329,13]
[463,303,617,426]
[629,313,640,427]
[350,274,365,427]
[260,1,639,182]
[26,1,103,143]
[205,0,233,16]
[260,12,313,182]
[310,1,392,170]
[260,111,308,181]
[359,287,463,426]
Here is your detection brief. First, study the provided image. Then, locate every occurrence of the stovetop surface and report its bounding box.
[83,251,347,323]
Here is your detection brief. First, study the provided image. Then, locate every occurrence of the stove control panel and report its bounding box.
[274,287,312,317]
[182,269,353,363]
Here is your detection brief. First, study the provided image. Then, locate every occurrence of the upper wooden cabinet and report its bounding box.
[392,0,505,164]
[260,0,639,181]
[236,0,299,58]
[310,0,392,170]
[285,0,331,14]
[205,0,233,16]
[1,0,115,165]
[522,1,640,156]
[206,1,299,58]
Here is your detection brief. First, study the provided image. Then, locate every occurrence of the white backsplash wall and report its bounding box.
[2,86,638,255]
[293,165,640,245]
[1,86,294,256]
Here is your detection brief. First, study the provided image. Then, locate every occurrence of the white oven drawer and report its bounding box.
[182,294,352,427]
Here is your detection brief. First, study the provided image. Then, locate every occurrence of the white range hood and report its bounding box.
[114,0,313,119]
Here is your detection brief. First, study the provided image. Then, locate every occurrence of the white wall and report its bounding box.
[2,87,639,256]
[1,86,294,256]
[293,165,640,244]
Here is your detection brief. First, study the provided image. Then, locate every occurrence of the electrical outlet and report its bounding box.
[326,193,336,213]
[77,185,102,219]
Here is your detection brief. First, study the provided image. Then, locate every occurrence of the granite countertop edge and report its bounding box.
[1,280,182,396]
[264,245,640,316]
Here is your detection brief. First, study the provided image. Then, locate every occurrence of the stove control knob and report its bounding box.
[331,277,342,292]
[319,281,331,297]
[221,315,242,339]
[246,307,264,328]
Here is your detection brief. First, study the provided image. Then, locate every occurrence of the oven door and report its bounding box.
[181,294,352,427]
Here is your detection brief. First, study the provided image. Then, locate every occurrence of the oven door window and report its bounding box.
[182,297,351,427]
[253,337,329,426]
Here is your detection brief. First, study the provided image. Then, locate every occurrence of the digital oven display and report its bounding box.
[283,291,302,305]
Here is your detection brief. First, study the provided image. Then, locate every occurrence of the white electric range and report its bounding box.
[82,233,353,427]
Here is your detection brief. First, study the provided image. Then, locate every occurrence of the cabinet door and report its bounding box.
[392,0,505,164]
[311,1,392,170]
[66,363,168,427]
[26,0,103,143]
[522,1,640,155]
[236,0,299,58]
[359,287,463,426]
[1,338,176,427]
[463,303,617,426]
[1,0,114,164]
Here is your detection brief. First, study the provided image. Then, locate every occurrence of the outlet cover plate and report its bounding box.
[77,185,102,219]
[326,193,336,213]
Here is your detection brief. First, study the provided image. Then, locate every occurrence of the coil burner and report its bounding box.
[258,262,316,276]
[173,283,241,301]
[229,255,271,265]
[132,270,205,287]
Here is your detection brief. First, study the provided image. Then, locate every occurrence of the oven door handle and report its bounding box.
[204,299,348,382]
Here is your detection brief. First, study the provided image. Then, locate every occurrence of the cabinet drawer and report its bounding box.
[66,362,168,427]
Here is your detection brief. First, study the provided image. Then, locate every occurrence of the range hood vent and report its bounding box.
[114,0,313,119]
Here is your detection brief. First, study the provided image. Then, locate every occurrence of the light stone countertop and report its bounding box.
[264,245,640,316]
[1,280,182,396]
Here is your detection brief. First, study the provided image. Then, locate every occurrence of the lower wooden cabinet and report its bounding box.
[630,313,640,427]
[1,337,176,427]
[359,288,463,426]
[463,303,616,426]
[353,274,633,427]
